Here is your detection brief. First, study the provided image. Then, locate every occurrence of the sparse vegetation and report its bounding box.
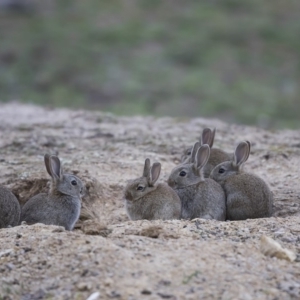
[0,0,300,128]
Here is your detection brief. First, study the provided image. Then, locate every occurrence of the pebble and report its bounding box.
[77,282,92,291]
[86,292,101,300]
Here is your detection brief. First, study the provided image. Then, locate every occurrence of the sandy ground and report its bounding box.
[0,102,299,300]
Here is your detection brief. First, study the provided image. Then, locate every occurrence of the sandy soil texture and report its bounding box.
[0,103,299,300]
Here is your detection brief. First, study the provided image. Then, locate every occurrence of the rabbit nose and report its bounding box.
[80,187,86,196]
[125,191,132,201]
[167,178,175,188]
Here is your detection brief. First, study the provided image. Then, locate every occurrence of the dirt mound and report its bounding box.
[0,103,299,299]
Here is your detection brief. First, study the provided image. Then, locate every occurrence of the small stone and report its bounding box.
[157,292,175,299]
[266,264,273,271]
[104,278,113,286]
[0,249,13,258]
[260,235,296,262]
[52,226,65,233]
[86,292,101,300]
[281,237,296,243]
[6,263,15,270]
[107,290,121,298]
[141,289,152,295]
[77,282,92,291]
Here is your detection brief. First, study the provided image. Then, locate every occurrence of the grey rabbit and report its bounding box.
[181,127,231,178]
[124,158,181,220]
[210,141,273,220]
[21,154,84,230]
[169,143,226,221]
[0,186,21,228]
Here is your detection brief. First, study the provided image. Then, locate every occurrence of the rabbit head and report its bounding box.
[169,143,210,189]
[44,154,85,198]
[210,141,250,184]
[124,158,161,202]
[181,127,215,163]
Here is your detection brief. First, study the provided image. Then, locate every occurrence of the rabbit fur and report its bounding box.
[21,154,84,230]
[210,141,273,220]
[0,186,21,228]
[181,128,231,178]
[169,143,226,220]
[124,158,181,221]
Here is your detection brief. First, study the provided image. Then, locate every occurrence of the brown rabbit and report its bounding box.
[210,141,273,220]
[181,128,231,177]
[124,158,181,220]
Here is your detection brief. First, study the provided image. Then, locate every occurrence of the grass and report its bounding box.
[0,0,300,128]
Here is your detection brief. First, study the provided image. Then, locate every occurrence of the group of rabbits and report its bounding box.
[0,127,273,232]
[124,128,273,222]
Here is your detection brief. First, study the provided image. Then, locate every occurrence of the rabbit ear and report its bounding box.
[201,128,211,145]
[245,140,251,157]
[44,154,52,177]
[195,144,210,170]
[210,128,216,148]
[190,142,201,163]
[143,158,151,177]
[49,156,62,180]
[201,128,215,148]
[234,141,250,167]
[149,162,161,186]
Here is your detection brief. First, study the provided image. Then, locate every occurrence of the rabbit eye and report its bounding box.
[179,171,186,177]
[137,185,144,191]
[71,180,77,186]
[187,151,191,155]
[218,168,225,174]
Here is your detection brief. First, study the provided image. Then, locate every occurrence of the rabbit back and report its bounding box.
[177,179,226,221]
[0,187,20,228]
[125,183,181,221]
[21,193,81,230]
[223,173,273,220]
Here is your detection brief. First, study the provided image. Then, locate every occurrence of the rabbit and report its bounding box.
[181,127,231,178]
[0,186,21,228]
[168,142,226,221]
[124,158,181,221]
[21,154,85,231]
[210,141,273,220]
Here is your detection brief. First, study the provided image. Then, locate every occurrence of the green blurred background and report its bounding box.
[0,0,300,128]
